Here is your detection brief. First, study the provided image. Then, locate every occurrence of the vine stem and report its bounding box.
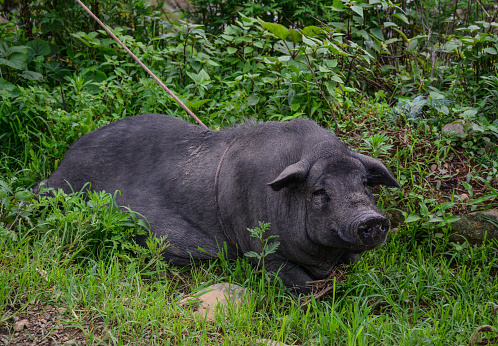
[74,0,208,129]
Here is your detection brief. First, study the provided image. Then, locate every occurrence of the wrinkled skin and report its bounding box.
[38,114,400,293]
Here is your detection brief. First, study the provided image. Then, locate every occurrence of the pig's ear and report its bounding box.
[268,159,310,191]
[353,153,401,188]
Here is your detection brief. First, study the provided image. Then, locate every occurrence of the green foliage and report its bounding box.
[0,173,37,242]
[244,222,279,273]
[183,0,334,34]
[0,174,150,262]
[33,187,149,261]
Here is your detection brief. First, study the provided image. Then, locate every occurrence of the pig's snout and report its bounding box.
[356,216,390,246]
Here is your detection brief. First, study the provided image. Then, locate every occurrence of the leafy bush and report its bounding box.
[33,186,149,261]
[183,0,334,33]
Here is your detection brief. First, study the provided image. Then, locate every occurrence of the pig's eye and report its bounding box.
[362,179,368,187]
[312,189,329,206]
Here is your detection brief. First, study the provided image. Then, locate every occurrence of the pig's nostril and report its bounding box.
[357,217,390,243]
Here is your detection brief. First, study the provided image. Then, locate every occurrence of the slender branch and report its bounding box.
[74,0,208,129]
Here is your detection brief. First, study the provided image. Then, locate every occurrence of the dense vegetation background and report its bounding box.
[0,0,498,344]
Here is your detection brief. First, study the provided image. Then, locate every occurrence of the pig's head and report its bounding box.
[268,142,400,253]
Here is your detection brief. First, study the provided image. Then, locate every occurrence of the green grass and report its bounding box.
[1,195,497,345]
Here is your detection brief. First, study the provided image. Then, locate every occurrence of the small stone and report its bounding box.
[256,339,292,346]
[459,193,469,203]
[179,296,201,308]
[184,283,246,322]
[442,120,476,136]
[443,162,449,169]
[14,319,29,332]
[430,164,438,171]
[450,209,498,244]
[442,121,465,135]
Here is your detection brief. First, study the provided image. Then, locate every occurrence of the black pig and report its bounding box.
[38,114,400,293]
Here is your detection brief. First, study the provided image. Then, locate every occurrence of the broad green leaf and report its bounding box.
[407,39,418,52]
[370,28,385,41]
[14,190,33,202]
[197,68,210,82]
[392,28,408,41]
[326,43,341,54]
[385,38,401,45]
[483,47,497,54]
[444,216,461,223]
[221,34,233,41]
[247,95,259,106]
[206,59,220,67]
[302,35,318,47]
[439,105,449,115]
[392,13,409,25]
[26,38,51,57]
[404,215,421,223]
[351,5,364,18]
[227,47,237,54]
[330,75,344,83]
[82,69,107,94]
[332,0,345,10]
[20,70,43,81]
[0,78,20,97]
[325,81,336,96]
[462,109,478,117]
[262,22,289,40]
[325,59,338,68]
[300,26,325,37]
[244,46,254,54]
[355,29,370,41]
[1,52,26,70]
[442,40,461,52]
[274,41,290,55]
[0,57,18,69]
[189,98,211,112]
[288,28,302,43]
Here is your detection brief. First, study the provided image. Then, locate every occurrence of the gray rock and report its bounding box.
[256,338,293,346]
[450,209,498,244]
[179,283,246,322]
[442,120,475,136]
[14,319,29,332]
